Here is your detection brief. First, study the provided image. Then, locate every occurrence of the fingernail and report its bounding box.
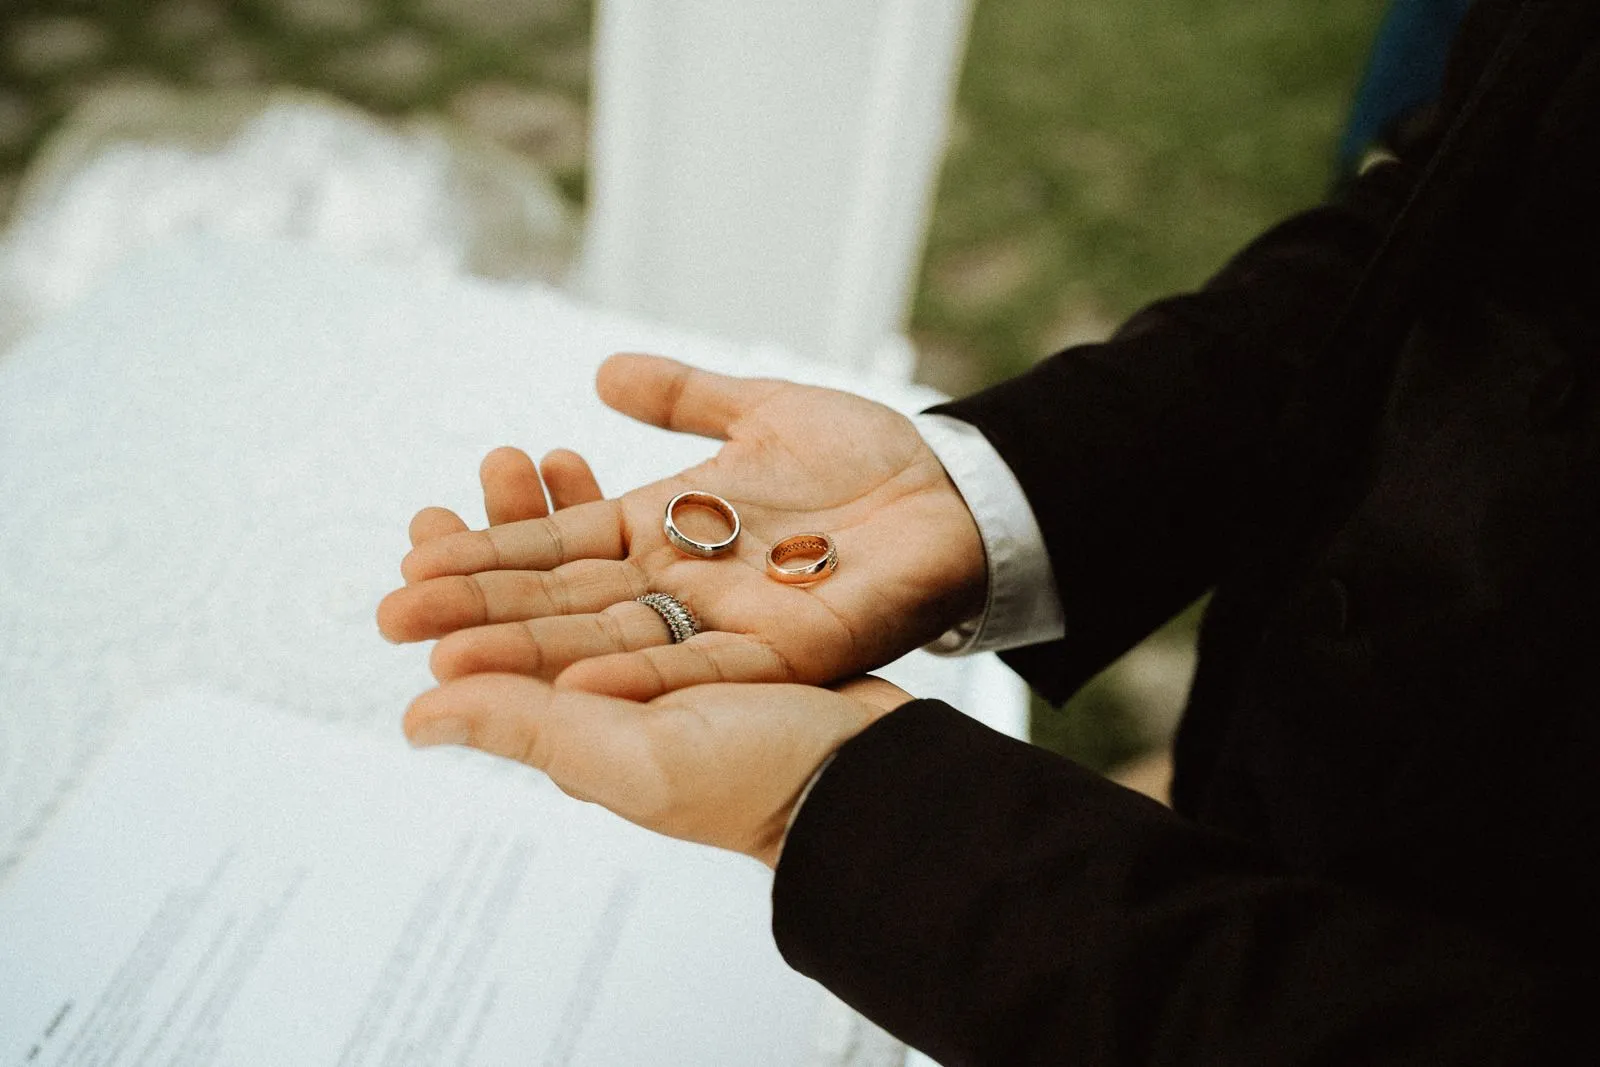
[409,717,470,748]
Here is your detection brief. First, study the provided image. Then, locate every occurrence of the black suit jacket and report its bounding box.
[774,1,1595,1062]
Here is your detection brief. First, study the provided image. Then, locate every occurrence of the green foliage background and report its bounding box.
[913,1,1383,394]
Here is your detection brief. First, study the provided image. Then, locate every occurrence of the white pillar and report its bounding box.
[575,0,974,375]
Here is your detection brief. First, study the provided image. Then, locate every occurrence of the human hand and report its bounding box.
[399,443,605,548]
[404,673,914,868]
[377,353,986,699]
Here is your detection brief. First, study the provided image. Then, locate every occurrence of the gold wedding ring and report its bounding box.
[663,491,741,558]
[766,533,838,585]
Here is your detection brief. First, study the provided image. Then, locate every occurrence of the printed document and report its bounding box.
[0,689,821,1066]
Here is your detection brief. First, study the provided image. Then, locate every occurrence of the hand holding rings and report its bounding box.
[659,489,837,586]
[639,497,838,647]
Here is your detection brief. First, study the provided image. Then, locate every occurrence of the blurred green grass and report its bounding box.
[913,0,1383,395]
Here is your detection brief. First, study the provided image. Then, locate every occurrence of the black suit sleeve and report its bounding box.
[772,701,1564,1066]
[932,162,1416,702]
[930,0,1527,703]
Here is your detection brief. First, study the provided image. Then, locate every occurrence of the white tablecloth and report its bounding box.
[0,237,1023,1066]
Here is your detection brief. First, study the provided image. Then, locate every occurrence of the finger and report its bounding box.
[378,557,647,642]
[400,498,626,583]
[408,507,470,549]
[540,448,603,509]
[429,601,673,682]
[553,631,794,700]
[480,446,550,526]
[596,353,782,441]
[834,675,915,712]
[405,673,655,811]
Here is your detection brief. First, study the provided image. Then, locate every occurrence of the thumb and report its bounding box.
[836,675,916,714]
[596,352,781,441]
[405,673,656,812]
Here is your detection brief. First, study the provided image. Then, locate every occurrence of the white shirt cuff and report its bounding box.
[913,413,1065,655]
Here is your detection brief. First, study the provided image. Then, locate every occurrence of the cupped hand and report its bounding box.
[376,353,986,699]
[404,672,913,868]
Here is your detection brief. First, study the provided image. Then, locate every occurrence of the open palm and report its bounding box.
[377,353,985,699]
[404,672,910,868]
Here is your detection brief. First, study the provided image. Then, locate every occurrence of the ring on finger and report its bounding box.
[766,533,838,585]
[635,592,700,643]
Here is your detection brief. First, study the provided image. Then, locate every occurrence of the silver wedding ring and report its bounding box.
[636,592,700,643]
[663,491,740,558]
[766,533,838,585]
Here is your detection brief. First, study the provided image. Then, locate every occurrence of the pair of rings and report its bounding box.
[638,490,839,644]
[663,491,838,584]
